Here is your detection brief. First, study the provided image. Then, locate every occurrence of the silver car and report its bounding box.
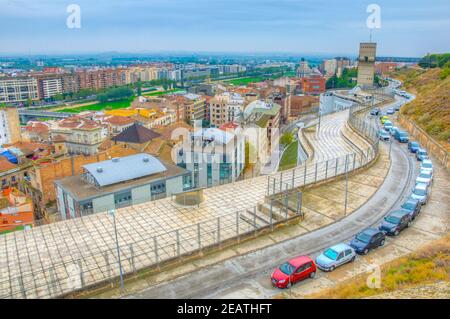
[416,170,433,186]
[410,182,430,205]
[420,159,433,175]
[315,243,356,272]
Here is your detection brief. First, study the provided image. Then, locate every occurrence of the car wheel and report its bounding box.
[309,271,316,279]
[350,256,356,262]
[380,239,385,247]
[286,282,292,289]
[363,248,369,255]
[394,230,400,236]
[330,265,336,272]
[407,221,412,227]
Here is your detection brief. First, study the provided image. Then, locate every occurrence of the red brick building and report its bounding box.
[300,75,326,95]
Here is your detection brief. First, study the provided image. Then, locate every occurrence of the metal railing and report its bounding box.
[0,92,385,299]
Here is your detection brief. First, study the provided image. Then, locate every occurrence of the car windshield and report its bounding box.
[419,150,427,155]
[279,262,296,275]
[422,163,432,169]
[356,232,371,243]
[385,216,400,224]
[413,188,427,196]
[418,173,431,179]
[411,142,419,147]
[399,133,408,137]
[402,202,414,210]
[324,248,339,260]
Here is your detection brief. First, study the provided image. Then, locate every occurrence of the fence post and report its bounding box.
[280,172,283,191]
[129,244,135,273]
[325,160,328,179]
[292,169,295,187]
[284,191,289,219]
[267,176,270,196]
[335,157,339,176]
[153,236,159,265]
[253,206,257,231]
[352,153,356,171]
[18,276,26,299]
[303,163,307,185]
[78,260,85,288]
[272,178,276,194]
[236,211,240,239]
[176,229,181,257]
[197,223,201,249]
[269,199,273,229]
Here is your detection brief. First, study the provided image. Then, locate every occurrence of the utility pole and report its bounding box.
[108,209,124,293]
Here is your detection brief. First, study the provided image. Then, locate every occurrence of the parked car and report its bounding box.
[420,159,433,175]
[271,256,316,288]
[384,121,393,130]
[400,198,421,220]
[370,108,380,116]
[315,243,356,272]
[349,228,386,255]
[416,170,433,186]
[387,108,395,114]
[379,210,412,236]
[394,103,402,111]
[380,116,389,124]
[410,182,430,205]
[416,148,429,161]
[394,130,409,143]
[378,129,390,141]
[408,141,420,153]
[389,126,399,135]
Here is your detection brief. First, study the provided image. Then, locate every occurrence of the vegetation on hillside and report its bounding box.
[305,235,450,299]
[279,141,298,171]
[390,66,450,148]
[418,53,450,79]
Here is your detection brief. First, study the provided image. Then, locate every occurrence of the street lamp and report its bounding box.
[108,208,124,293]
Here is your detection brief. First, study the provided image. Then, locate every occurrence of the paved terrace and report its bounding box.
[0,109,373,299]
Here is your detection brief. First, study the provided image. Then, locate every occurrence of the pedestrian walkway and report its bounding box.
[0,106,376,299]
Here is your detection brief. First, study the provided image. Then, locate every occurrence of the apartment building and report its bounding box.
[176,127,245,188]
[322,59,338,76]
[49,117,106,155]
[209,92,244,127]
[183,93,206,124]
[54,153,192,219]
[242,100,281,149]
[301,74,326,95]
[77,68,126,91]
[36,76,63,99]
[0,107,21,146]
[0,76,39,103]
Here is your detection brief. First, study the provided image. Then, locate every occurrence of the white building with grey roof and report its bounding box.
[54,153,192,219]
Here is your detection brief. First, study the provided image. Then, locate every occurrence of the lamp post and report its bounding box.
[108,208,124,293]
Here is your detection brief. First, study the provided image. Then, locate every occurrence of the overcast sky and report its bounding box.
[1,0,449,57]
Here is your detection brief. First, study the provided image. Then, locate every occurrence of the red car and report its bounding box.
[271,256,316,288]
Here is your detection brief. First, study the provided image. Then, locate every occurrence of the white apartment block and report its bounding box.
[176,127,245,188]
[41,78,63,99]
[0,77,39,103]
[0,107,21,146]
[209,92,244,127]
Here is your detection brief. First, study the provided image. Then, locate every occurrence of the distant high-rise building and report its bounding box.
[357,43,377,88]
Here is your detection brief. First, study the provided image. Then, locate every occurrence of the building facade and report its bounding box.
[357,42,377,88]
[0,77,39,103]
[55,153,192,219]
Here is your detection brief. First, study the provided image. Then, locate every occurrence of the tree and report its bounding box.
[136,79,142,96]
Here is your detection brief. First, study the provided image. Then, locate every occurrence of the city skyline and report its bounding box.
[1,0,449,56]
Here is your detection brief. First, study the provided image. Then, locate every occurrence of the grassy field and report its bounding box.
[57,98,134,113]
[390,67,450,149]
[225,71,296,86]
[279,141,298,171]
[305,235,450,299]
[142,89,184,97]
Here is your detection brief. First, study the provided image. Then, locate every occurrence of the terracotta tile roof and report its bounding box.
[153,121,193,141]
[103,115,135,126]
[111,123,161,144]
[24,121,50,134]
[0,156,17,173]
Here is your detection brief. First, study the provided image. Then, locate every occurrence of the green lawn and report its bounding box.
[279,141,298,171]
[57,98,134,113]
[225,72,296,86]
[142,89,184,97]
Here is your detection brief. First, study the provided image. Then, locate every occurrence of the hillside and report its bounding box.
[389,67,450,150]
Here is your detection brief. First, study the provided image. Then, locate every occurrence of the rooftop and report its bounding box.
[55,156,187,201]
[111,123,161,144]
[83,153,167,187]
[193,128,235,145]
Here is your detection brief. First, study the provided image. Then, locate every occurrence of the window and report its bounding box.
[337,252,344,260]
[345,249,352,256]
